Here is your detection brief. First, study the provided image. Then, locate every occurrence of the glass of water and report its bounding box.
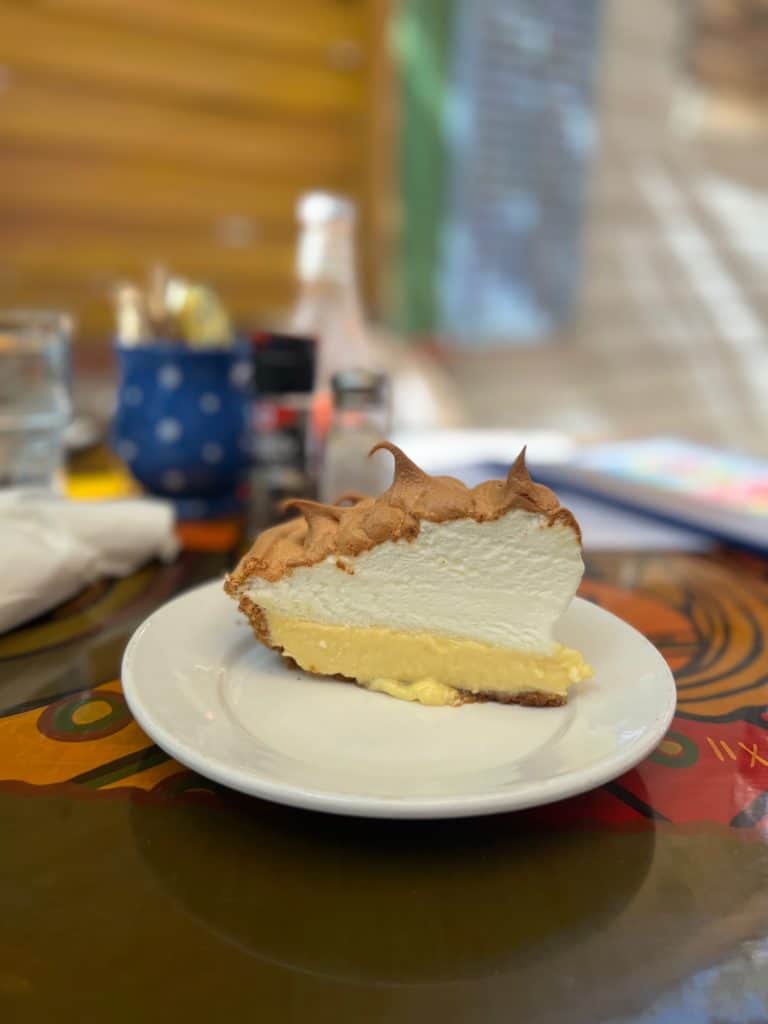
[0,311,73,490]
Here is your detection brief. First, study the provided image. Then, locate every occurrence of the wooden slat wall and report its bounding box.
[0,0,383,344]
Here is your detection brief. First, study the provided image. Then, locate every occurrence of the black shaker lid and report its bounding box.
[251,331,316,396]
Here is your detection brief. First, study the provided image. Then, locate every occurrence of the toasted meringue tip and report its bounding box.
[368,440,429,482]
[282,498,342,521]
[508,446,531,483]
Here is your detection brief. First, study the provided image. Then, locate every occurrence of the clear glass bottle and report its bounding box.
[288,190,468,435]
[289,192,379,392]
[320,369,391,502]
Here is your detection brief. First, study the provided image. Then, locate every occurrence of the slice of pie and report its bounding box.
[225,443,592,707]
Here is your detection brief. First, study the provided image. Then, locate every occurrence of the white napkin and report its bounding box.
[0,490,179,634]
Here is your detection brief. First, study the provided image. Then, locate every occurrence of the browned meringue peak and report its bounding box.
[471,446,561,520]
[371,441,471,520]
[282,499,343,564]
[225,442,579,589]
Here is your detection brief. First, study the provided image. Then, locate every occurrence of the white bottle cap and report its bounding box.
[296,193,357,283]
[296,191,356,225]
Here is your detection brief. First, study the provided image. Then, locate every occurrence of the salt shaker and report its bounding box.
[320,370,391,502]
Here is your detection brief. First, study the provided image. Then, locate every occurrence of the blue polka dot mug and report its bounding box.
[113,342,252,516]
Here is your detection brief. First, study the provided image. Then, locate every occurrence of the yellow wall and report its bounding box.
[0,0,383,344]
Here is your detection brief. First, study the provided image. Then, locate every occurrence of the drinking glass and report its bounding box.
[0,311,73,489]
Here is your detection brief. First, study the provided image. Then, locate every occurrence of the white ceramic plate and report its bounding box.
[122,581,676,819]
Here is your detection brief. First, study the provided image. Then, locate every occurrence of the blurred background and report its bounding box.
[2,0,768,452]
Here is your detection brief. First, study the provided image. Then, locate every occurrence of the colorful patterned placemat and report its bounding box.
[2,551,768,831]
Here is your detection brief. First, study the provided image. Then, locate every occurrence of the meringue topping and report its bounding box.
[226,443,580,589]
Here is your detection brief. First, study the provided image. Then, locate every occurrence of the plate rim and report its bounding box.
[122,580,677,819]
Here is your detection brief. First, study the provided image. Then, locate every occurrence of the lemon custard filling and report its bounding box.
[262,611,591,707]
